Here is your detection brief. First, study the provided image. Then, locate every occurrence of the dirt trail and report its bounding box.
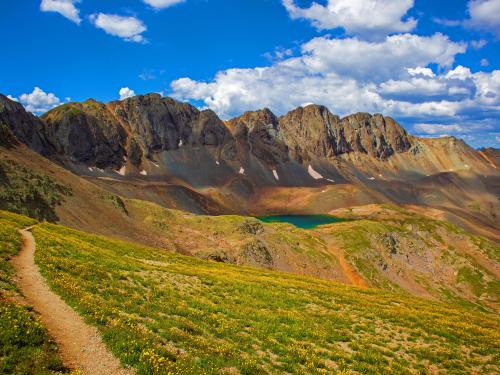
[328,243,368,288]
[11,228,134,375]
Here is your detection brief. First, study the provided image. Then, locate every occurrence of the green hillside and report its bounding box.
[30,220,499,374]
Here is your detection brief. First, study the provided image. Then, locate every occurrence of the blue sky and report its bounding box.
[1,0,499,148]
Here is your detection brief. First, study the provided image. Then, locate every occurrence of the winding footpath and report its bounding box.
[11,228,134,375]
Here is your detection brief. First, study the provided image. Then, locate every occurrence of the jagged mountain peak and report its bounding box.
[1,91,496,181]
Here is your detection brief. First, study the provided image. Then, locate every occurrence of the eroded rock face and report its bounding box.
[0,93,426,175]
[42,100,127,169]
[227,108,289,166]
[39,94,234,169]
[279,105,339,161]
[238,219,265,235]
[241,240,273,268]
[0,94,51,155]
[278,105,412,161]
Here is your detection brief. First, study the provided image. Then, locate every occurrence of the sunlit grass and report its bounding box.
[34,222,500,374]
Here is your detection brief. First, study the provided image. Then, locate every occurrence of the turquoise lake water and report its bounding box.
[256,215,345,229]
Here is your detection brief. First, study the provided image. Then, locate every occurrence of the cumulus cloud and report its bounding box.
[119,87,136,100]
[143,0,185,9]
[90,13,147,43]
[282,0,416,39]
[170,33,467,118]
[407,67,435,78]
[466,0,500,37]
[296,33,465,82]
[18,87,61,114]
[40,0,81,24]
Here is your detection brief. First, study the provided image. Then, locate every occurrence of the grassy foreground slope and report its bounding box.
[124,199,500,313]
[0,211,65,374]
[33,222,499,374]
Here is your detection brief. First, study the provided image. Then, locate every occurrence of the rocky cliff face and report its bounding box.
[0,92,493,186]
[227,108,289,167]
[1,93,416,171]
[39,94,235,169]
[278,105,412,161]
[0,94,52,156]
[42,100,127,169]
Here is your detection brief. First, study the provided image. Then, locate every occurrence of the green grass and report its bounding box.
[0,211,65,374]
[33,221,500,374]
[0,159,72,222]
[321,207,500,312]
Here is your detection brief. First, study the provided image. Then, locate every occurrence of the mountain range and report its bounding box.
[1,92,499,311]
[1,93,499,235]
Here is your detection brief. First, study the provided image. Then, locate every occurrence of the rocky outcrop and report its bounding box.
[241,240,273,267]
[0,94,52,155]
[42,100,127,169]
[278,105,412,161]
[278,105,339,161]
[110,94,232,157]
[227,108,289,166]
[39,94,234,169]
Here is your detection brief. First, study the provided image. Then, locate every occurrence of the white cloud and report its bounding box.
[19,87,61,114]
[445,65,472,81]
[119,87,136,100]
[143,0,185,9]
[432,18,461,27]
[170,33,466,118]
[473,70,500,106]
[40,0,81,24]
[282,0,416,39]
[466,0,500,37]
[296,33,465,82]
[481,58,490,66]
[89,13,147,43]
[414,123,471,135]
[407,67,435,78]
[470,39,487,49]
[263,46,294,62]
[7,95,19,102]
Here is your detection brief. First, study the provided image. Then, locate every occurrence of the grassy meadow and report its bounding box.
[32,221,500,374]
[0,211,65,374]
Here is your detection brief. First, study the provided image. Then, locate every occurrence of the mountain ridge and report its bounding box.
[1,92,499,234]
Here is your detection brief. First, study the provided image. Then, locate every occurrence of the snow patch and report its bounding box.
[116,166,126,176]
[368,177,376,181]
[97,168,104,173]
[140,170,148,176]
[326,178,335,183]
[178,139,183,147]
[308,165,323,180]
[239,167,245,175]
[272,169,279,180]
[216,161,220,165]
[88,167,94,172]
